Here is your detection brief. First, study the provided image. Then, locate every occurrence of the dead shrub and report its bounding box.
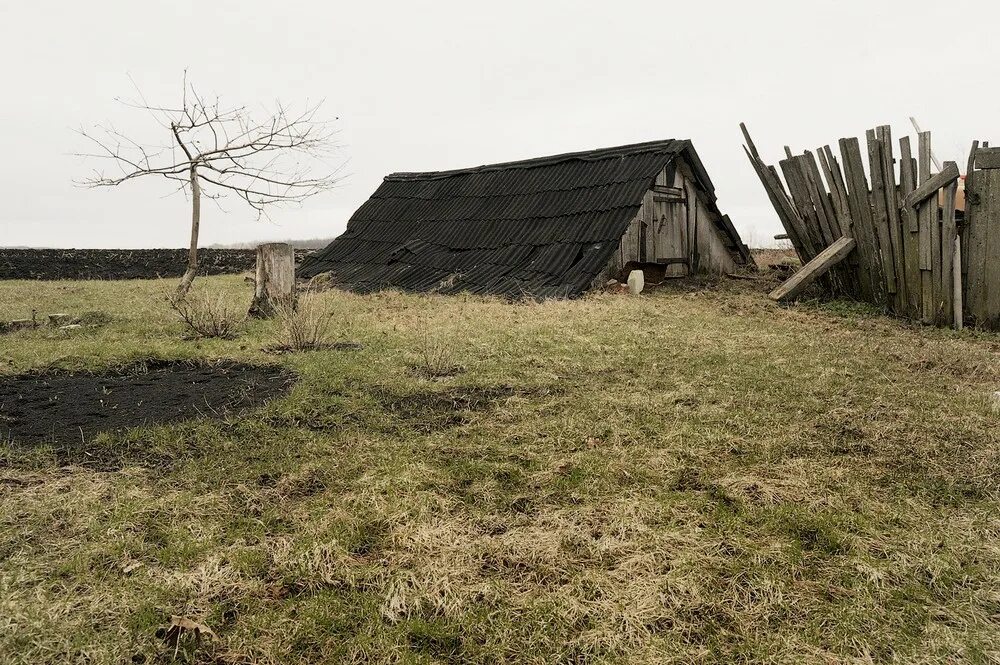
[274,295,335,351]
[168,291,246,339]
[413,329,464,379]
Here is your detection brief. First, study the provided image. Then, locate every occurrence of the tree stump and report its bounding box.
[248,243,296,318]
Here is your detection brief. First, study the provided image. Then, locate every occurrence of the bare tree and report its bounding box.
[77,73,340,296]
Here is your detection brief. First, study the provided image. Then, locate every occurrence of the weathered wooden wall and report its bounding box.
[607,160,737,279]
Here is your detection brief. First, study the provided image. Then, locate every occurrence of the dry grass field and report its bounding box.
[2,274,1000,664]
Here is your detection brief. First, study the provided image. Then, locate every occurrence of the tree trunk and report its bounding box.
[248,243,296,318]
[176,165,201,297]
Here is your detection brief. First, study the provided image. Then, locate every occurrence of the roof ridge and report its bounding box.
[385,139,690,182]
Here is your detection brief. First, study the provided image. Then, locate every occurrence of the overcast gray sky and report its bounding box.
[2,0,997,249]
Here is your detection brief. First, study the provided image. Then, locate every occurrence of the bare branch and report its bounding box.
[76,73,343,210]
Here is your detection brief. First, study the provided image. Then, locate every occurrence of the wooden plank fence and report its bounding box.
[740,123,994,330]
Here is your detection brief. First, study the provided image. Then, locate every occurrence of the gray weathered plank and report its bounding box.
[818,145,862,298]
[866,129,898,298]
[898,135,921,318]
[840,136,887,306]
[769,236,856,302]
[903,162,961,209]
[742,146,812,263]
[878,126,906,313]
[953,236,963,330]
[780,156,827,254]
[918,132,934,323]
[961,141,979,282]
[985,169,1000,327]
[975,147,1000,169]
[940,175,958,326]
[966,164,988,321]
[899,137,918,232]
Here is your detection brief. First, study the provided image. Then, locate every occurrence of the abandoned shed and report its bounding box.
[298,140,751,297]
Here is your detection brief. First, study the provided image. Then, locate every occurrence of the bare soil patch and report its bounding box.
[0,360,295,446]
[377,384,559,433]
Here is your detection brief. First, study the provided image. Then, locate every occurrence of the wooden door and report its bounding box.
[652,197,687,276]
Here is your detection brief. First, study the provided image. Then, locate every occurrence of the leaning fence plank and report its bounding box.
[780,157,827,257]
[825,146,869,298]
[818,147,845,218]
[799,152,851,294]
[878,126,907,313]
[961,141,979,284]
[940,175,958,326]
[739,122,762,161]
[867,129,898,301]
[769,236,856,302]
[819,145,861,298]
[761,161,815,260]
[742,146,811,262]
[803,151,841,240]
[918,132,934,323]
[953,236,963,330]
[900,138,918,232]
[840,137,886,306]
[899,136,921,318]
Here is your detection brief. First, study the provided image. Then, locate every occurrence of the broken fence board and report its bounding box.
[867,129,898,300]
[940,177,958,326]
[900,137,918,232]
[840,136,886,306]
[898,135,921,319]
[961,141,978,283]
[780,156,828,255]
[769,236,856,302]
[918,132,934,323]
[903,161,961,209]
[742,146,812,262]
[878,126,907,314]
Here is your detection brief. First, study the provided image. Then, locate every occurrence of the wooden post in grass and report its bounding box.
[249,243,296,318]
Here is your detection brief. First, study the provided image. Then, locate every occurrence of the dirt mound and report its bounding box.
[0,360,295,447]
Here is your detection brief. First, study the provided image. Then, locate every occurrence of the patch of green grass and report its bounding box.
[2,275,1000,663]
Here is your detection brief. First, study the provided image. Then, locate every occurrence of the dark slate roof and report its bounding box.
[298,139,741,297]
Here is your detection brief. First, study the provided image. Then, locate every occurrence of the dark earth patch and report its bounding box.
[0,360,295,447]
[376,385,559,433]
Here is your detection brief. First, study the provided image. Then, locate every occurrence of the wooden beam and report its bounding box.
[903,161,960,209]
[769,236,856,302]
